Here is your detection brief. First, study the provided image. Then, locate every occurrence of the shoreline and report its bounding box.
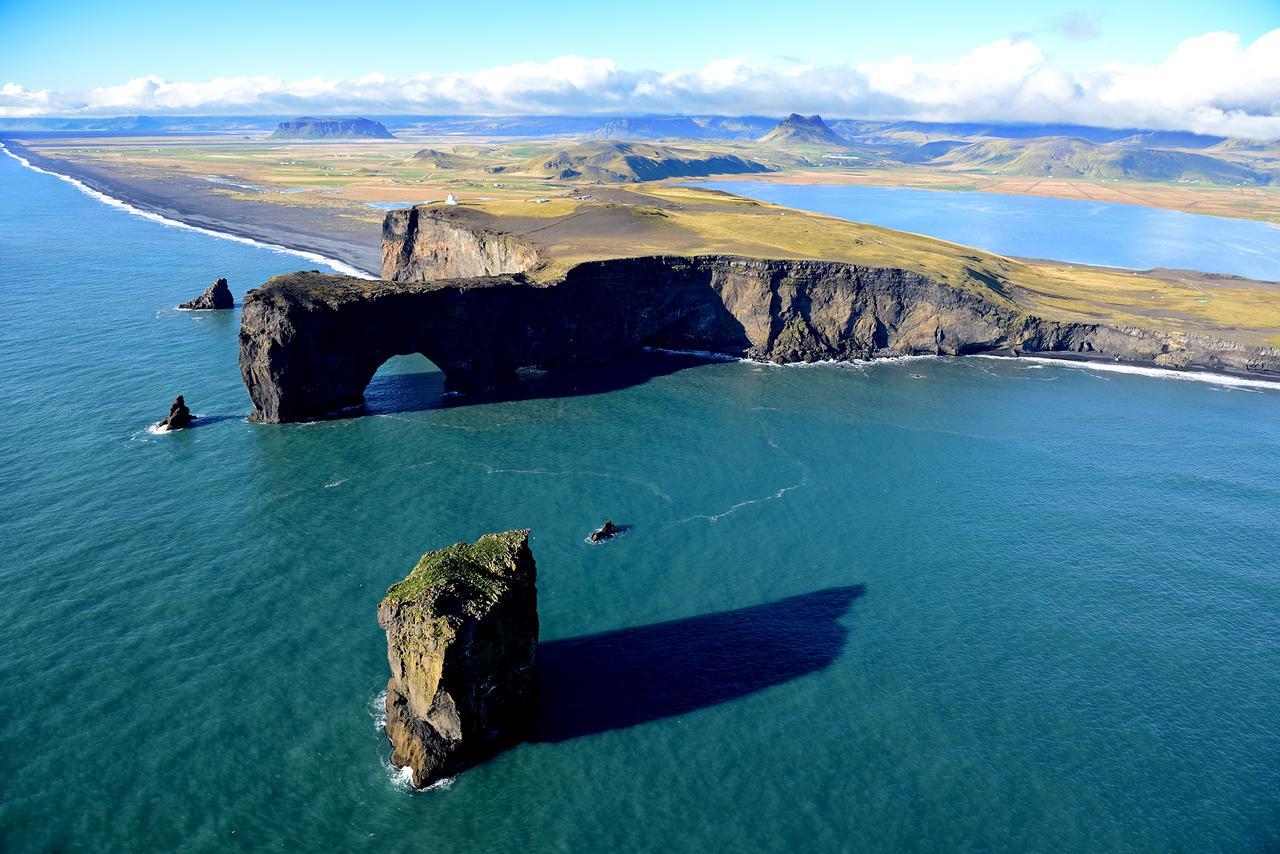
[9,141,1280,391]
[643,346,1280,391]
[1,142,379,277]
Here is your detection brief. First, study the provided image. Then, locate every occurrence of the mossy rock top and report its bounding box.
[382,530,531,609]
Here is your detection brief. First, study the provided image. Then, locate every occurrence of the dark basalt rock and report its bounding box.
[179,278,233,310]
[378,531,539,789]
[157,395,193,431]
[238,256,1280,423]
[589,521,622,543]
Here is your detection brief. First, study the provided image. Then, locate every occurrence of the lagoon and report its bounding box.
[703,181,1280,281]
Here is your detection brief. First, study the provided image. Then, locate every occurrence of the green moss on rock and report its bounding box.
[383,530,529,606]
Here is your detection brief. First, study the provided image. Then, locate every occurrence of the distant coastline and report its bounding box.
[0,142,377,277]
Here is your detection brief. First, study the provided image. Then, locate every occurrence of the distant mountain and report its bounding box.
[382,116,606,136]
[592,117,713,140]
[590,116,777,141]
[934,137,1272,185]
[510,141,773,182]
[1112,130,1226,149]
[269,117,395,140]
[760,114,848,147]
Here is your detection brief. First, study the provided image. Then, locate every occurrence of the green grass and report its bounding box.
[383,531,527,606]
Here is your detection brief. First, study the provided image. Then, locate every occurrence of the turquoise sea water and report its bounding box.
[2,151,1279,852]
[702,181,1280,281]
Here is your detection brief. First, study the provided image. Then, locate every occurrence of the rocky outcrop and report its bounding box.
[157,395,193,431]
[760,114,849,147]
[239,255,1280,423]
[590,521,622,543]
[378,531,539,789]
[381,207,539,281]
[178,277,233,310]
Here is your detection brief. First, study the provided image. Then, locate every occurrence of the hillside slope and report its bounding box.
[935,137,1272,185]
[508,141,772,182]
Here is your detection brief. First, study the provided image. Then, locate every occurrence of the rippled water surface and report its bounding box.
[3,154,1279,851]
[703,180,1280,280]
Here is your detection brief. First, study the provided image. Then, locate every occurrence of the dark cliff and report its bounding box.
[239,255,1280,423]
[379,531,539,789]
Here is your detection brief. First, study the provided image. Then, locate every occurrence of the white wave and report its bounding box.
[676,481,806,524]
[382,760,453,793]
[0,143,373,279]
[369,690,387,731]
[642,346,741,362]
[977,355,1280,391]
[323,478,349,488]
[645,346,942,371]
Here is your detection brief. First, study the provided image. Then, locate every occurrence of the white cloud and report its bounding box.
[2,30,1279,138]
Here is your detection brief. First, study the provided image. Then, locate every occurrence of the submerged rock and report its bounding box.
[179,278,233,310]
[589,520,621,543]
[378,531,539,788]
[157,395,193,431]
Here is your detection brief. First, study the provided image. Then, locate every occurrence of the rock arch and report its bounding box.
[237,255,1269,424]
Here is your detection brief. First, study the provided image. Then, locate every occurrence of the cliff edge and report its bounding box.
[239,192,1280,423]
[239,257,1280,423]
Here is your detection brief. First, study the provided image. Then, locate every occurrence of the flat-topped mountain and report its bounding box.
[269,117,395,140]
[510,141,771,182]
[760,114,848,147]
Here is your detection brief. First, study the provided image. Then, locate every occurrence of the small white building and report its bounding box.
[444,193,459,206]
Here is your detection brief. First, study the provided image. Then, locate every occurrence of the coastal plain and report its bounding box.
[9,130,1280,347]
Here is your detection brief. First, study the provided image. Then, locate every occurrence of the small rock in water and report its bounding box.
[158,395,193,431]
[589,520,622,543]
[178,277,233,310]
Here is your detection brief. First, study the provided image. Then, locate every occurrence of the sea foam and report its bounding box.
[977,355,1280,391]
[1,144,373,279]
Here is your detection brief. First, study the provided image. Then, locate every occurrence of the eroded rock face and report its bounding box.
[382,207,538,281]
[378,531,539,788]
[157,395,192,431]
[179,278,233,310]
[238,257,1280,423]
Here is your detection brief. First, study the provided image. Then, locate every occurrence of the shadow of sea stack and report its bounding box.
[377,531,539,789]
[179,277,233,310]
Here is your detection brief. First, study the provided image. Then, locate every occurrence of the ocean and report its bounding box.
[2,150,1278,851]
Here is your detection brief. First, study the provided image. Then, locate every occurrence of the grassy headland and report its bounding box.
[12,132,1280,346]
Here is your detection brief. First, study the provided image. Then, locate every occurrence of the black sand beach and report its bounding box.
[3,140,383,274]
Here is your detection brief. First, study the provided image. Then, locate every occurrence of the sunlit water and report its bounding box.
[702,181,1280,281]
[2,153,1279,851]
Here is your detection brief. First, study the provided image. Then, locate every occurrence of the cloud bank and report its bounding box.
[3,29,1279,138]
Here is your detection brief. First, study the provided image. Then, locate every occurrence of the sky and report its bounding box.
[1,0,1278,135]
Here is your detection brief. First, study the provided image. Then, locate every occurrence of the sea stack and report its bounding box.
[157,396,193,431]
[378,531,539,788]
[589,520,621,542]
[179,278,233,310]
